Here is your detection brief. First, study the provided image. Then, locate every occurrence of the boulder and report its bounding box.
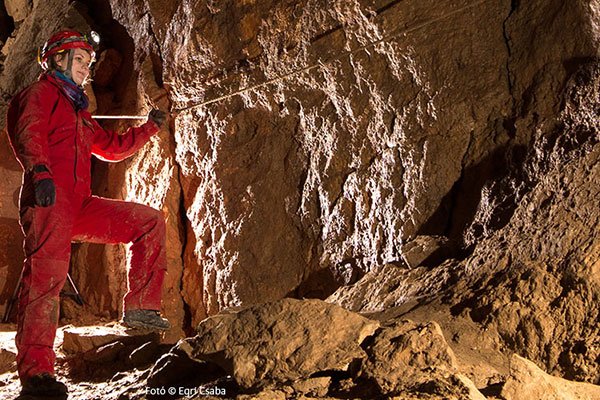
[359,318,486,399]
[178,298,379,389]
[61,325,128,354]
[501,355,600,400]
[60,324,159,355]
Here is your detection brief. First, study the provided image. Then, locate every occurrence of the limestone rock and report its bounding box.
[161,0,512,312]
[291,377,332,397]
[178,298,379,389]
[60,324,156,355]
[327,263,456,313]
[455,374,489,400]
[0,348,15,374]
[448,62,600,382]
[329,61,600,384]
[359,318,485,399]
[61,325,123,354]
[360,319,457,386]
[501,355,600,400]
[83,340,125,364]
[159,0,595,316]
[92,49,123,88]
[147,348,224,390]
[1,36,15,56]
[141,0,596,317]
[400,235,450,268]
[4,0,31,22]
[128,341,160,368]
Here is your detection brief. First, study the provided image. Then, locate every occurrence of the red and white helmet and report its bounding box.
[38,29,99,70]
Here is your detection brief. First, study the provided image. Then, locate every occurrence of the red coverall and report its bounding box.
[6,73,167,381]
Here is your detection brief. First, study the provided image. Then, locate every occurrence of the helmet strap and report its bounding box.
[63,49,75,80]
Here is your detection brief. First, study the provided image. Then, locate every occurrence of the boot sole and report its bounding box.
[122,319,170,331]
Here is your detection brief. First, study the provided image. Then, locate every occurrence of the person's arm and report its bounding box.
[90,110,165,161]
[7,82,57,173]
[6,82,58,207]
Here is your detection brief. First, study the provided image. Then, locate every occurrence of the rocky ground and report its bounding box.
[0,297,598,399]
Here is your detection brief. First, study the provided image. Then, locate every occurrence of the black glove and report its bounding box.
[148,109,167,128]
[34,178,56,207]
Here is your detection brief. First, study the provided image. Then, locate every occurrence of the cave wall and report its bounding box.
[146,0,599,324]
[0,0,598,336]
[156,0,514,324]
[328,60,600,383]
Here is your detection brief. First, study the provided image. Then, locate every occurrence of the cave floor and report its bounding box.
[0,320,160,400]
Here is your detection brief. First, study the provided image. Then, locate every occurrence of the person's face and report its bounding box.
[55,48,92,86]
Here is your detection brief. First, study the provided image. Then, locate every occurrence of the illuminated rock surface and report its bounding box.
[177,299,379,389]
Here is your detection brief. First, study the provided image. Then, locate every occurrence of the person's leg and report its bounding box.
[71,196,167,313]
[16,184,78,390]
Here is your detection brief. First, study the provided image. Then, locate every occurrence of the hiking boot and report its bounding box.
[122,309,171,331]
[20,373,68,398]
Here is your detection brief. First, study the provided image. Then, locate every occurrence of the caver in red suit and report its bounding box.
[5,29,170,397]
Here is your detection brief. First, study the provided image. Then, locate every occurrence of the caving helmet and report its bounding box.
[38,29,100,71]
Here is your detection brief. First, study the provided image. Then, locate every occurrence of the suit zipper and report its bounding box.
[74,112,79,185]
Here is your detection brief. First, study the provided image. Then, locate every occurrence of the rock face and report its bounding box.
[142,0,599,324]
[156,0,600,323]
[166,0,513,319]
[448,62,600,383]
[328,60,600,387]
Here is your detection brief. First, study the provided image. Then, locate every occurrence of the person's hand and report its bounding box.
[148,109,167,128]
[34,178,56,207]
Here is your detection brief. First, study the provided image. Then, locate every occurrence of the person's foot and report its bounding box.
[122,309,171,331]
[19,372,68,399]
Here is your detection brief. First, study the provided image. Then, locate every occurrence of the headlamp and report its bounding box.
[87,31,100,47]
